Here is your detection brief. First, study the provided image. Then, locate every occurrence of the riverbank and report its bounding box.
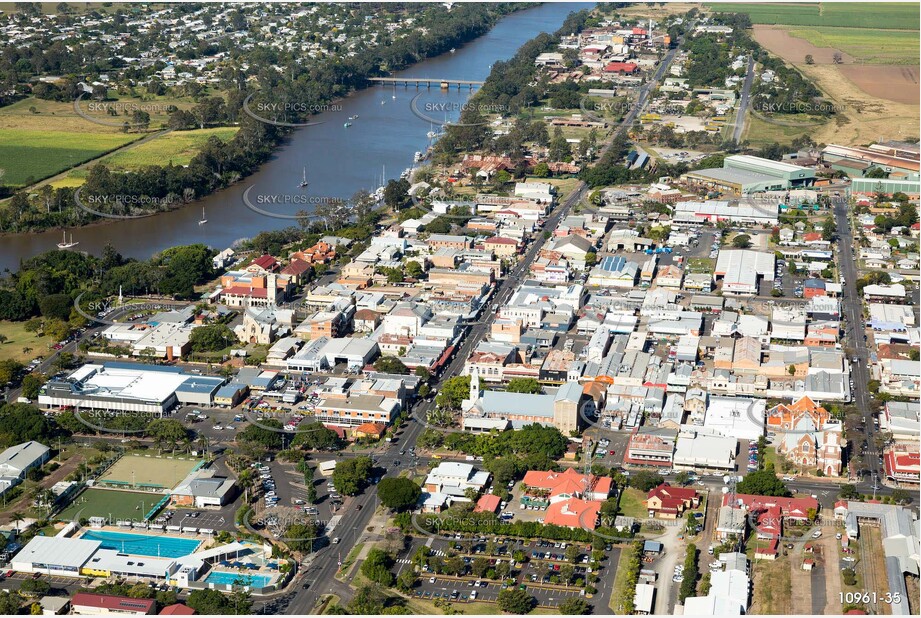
[0,3,594,270]
[0,3,521,236]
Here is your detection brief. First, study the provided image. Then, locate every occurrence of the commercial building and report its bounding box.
[170,469,236,508]
[713,250,775,296]
[672,200,779,226]
[38,362,225,414]
[682,155,815,194]
[673,427,737,470]
[822,144,920,177]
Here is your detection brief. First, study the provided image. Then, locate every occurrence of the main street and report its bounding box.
[833,195,883,486]
[284,32,692,614]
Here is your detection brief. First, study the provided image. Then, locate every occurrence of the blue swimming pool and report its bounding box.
[80,530,201,559]
[204,571,273,588]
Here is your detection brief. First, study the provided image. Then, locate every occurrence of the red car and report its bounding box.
[4,570,12,578]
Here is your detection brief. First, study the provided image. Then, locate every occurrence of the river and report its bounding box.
[1,2,594,272]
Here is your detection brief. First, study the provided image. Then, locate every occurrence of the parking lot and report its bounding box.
[399,534,619,610]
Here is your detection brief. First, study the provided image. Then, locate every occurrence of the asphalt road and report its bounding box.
[833,196,883,486]
[732,56,755,144]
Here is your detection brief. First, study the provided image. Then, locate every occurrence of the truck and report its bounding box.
[16,397,31,404]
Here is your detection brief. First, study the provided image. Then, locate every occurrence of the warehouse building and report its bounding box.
[851,176,920,197]
[672,200,778,226]
[713,250,775,296]
[822,144,920,177]
[681,155,815,194]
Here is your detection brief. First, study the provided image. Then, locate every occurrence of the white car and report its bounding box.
[812,530,822,539]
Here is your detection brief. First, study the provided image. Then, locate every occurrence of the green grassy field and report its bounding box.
[98,453,202,490]
[786,26,920,64]
[0,321,51,364]
[0,129,137,186]
[744,113,830,148]
[616,487,648,519]
[707,2,920,30]
[102,127,239,170]
[686,257,716,275]
[57,488,163,522]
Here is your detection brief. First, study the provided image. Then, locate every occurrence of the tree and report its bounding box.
[0,591,21,615]
[497,588,536,614]
[736,469,790,497]
[236,418,284,449]
[731,234,751,249]
[435,375,471,410]
[146,419,189,450]
[838,484,859,500]
[374,356,409,375]
[505,378,541,394]
[804,54,814,65]
[188,324,235,352]
[674,471,691,486]
[559,598,590,615]
[332,456,373,496]
[361,548,396,586]
[377,477,422,511]
[628,470,665,492]
[405,261,424,279]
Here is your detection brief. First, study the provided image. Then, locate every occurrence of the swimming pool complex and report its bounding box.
[79,529,202,559]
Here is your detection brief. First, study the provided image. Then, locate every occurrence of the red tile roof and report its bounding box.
[474,494,502,513]
[722,493,818,519]
[522,468,612,499]
[544,497,602,529]
[72,593,155,614]
[252,254,278,270]
[159,604,196,615]
[603,62,638,73]
[281,258,311,276]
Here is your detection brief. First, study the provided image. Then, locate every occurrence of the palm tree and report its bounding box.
[11,511,24,533]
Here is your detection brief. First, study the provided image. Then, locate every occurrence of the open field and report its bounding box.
[616,487,648,519]
[785,27,918,65]
[836,66,920,105]
[97,453,202,490]
[0,128,138,187]
[707,3,919,30]
[101,127,240,170]
[0,321,50,364]
[749,554,793,613]
[744,112,830,148]
[57,487,164,522]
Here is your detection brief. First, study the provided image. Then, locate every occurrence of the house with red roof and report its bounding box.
[71,593,156,615]
[522,468,613,503]
[280,258,312,286]
[755,538,779,561]
[883,442,920,484]
[246,254,280,274]
[159,604,196,615]
[474,494,502,514]
[543,497,603,530]
[645,483,701,519]
[603,62,638,75]
[722,493,819,522]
